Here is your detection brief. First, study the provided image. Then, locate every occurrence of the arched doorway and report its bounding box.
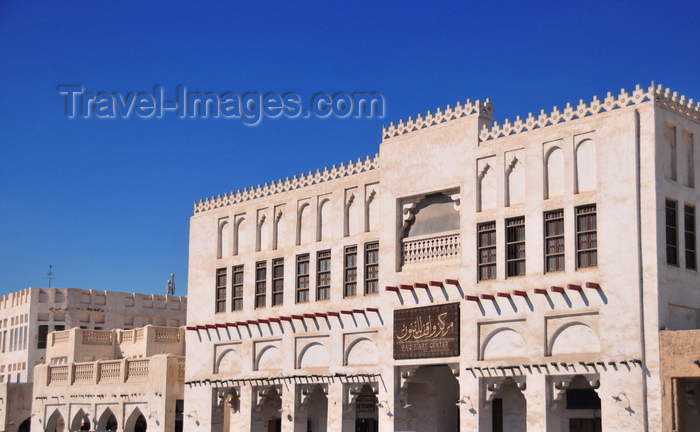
[45,410,65,432]
[353,384,378,432]
[563,375,601,432]
[134,415,147,432]
[300,384,328,432]
[70,408,90,431]
[17,417,30,432]
[398,365,460,431]
[97,408,118,431]
[124,408,147,432]
[251,386,282,432]
[486,377,527,432]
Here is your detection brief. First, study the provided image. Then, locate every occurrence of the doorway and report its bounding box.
[267,418,281,432]
[569,418,601,432]
[355,418,376,432]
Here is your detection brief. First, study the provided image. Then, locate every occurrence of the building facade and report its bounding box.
[185,83,700,432]
[0,287,187,432]
[31,326,185,432]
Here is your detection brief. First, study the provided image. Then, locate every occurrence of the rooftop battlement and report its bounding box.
[480,83,700,141]
[193,83,700,215]
[382,98,494,140]
[194,154,379,214]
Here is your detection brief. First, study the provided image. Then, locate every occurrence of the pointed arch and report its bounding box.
[46,409,66,432]
[545,146,564,198]
[318,197,331,241]
[17,417,30,432]
[297,202,311,245]
[233,216,246,255]
[575,138,597,193]
[70,408,90,431]
[273,207,284,250]
[215,348,240,374]
[481,328,526,360]
[256,345,281,371]
[217,217,230,259]
[365,186,377,232]
[478,162,497,211]
[256,212,268,252]
[124,407,148,432]
[97,407,118,431]
[505,156,525,206]
[298,341,329,368]
[549,322,600,355]
[345,337,379,366]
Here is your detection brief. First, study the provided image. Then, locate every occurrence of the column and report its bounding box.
[281,383,296,432]
[459,373,479,432]
[524,373,547,432]
[327,381,344,432]
[232,386,253,432]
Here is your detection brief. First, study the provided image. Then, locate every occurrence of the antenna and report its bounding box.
[46,265,55,288]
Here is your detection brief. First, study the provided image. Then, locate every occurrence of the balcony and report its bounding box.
[46,355,184,386]
[401,230,461,266]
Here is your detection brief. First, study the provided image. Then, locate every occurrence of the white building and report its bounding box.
[0,287,187,432]
[184,83,699,432]
[31,326,185,432]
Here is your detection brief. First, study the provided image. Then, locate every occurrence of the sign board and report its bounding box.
[355,395,377,413]
[393,302,460,359]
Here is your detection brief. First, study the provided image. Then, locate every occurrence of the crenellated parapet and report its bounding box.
[479,83,700,142]
[382,99,495,139]
[194,154,379,214]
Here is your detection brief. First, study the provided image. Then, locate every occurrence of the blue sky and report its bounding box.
[1,1,699,296]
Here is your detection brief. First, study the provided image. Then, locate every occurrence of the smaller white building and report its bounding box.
[32,326,186,432]
[0,287,187,432]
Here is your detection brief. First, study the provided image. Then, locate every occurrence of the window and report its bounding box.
[255,261,266,308]
[317,250,331,300]
[566,389,601,410]
[54,325,65,332]
[232,265,243,311]
[506,217,526,277]
[365,242,379,294]
[545,210,565,272]
[272,258,284,306]
[666,200,678,266]
[685,205,696,270]
[576,204,597,268]
[215,268,227,313]
[344,245,358,297]
[38,325,48,349]
[478,222,497,280]
[296,254,310,303]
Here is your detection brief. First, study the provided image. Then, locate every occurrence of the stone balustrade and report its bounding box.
[401,231,461,265]
[154,327,181,342]
[46,357,182,386]
[82,330,113,345]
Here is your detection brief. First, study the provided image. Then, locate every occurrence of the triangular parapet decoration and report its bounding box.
[382,99,495,140]
[479,83,700,142]
[194,154,380,214]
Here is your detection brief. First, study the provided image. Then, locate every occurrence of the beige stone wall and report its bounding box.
[186,84,700,432]
[0,287,187,432]
[31,326,186,432]
[659,330,700,432]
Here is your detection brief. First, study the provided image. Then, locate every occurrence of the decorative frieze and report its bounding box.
[382,99,495,139]
[194,155,379,213]
[480,83,700,142]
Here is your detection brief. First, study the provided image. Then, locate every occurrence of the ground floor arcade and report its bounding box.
[185,361,647,432]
